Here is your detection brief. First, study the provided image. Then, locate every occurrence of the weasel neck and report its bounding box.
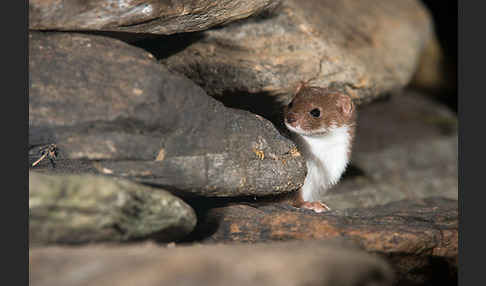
[297,125,353,202]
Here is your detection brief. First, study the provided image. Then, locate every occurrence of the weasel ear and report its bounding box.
[336,94,354,116]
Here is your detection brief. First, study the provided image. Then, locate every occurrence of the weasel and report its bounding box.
[284,84,356,213]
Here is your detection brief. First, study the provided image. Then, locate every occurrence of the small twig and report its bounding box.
[31,153,48,167]
[32,144,58,168]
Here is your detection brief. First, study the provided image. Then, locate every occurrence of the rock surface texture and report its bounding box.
[320,90,458,209]
[28,0,456,285]
[30,240,394,286]
[29,0,280,35]
[29,31,306,198]
[29,171,197,244]
[161,0,433,104]
[194,198,457,285]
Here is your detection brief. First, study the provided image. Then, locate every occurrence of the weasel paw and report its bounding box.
[300,201,331,213]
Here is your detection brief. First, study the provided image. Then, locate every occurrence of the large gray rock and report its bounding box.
[29,0,280,36]
[29,171,197,244]
[161,0,433,104]
[30,240,394,286]
[29,32,305,197]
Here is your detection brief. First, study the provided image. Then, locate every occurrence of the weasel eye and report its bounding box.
[309,108,320,118]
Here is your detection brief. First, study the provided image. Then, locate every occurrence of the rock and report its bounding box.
[410,35,451,92]
[161,0,433,105]
[29,240,394,286]
[321,90,458,209]
[29,171,197,244]
[29,32,306,198]
[29,0,280,36]
[194,198,457,285]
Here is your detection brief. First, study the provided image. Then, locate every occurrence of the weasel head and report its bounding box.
[284,86,356,137]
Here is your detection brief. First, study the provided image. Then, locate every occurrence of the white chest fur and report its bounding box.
[298,126,351,202]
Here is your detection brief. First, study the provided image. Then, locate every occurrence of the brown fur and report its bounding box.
[284,86,356,136]
[284,85,358,212]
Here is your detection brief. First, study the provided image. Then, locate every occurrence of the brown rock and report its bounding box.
[30,240,394,286]
[29,0,280,36]
[161,0,433,104]
[410,35,452,92]
[194,198,457,285]
[29,31,305,198]
[200,198,457,254]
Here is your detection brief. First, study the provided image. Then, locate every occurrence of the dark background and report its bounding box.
[420,0,457,112]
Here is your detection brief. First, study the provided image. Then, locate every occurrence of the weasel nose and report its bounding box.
[286,113,298,124]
